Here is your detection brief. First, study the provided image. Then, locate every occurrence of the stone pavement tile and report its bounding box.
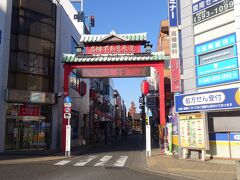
[147,154,237,180]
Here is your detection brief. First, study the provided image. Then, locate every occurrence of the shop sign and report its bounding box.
[192,0,222,14]
[197,69,239,87]
[86,44,140,55]
[170,58,181,92]
[179,113,208,149]
[197,46,237,65]
[195,33,238,87]
[169,27,179,59]
[6,89,55,104]
[195,33,236,56]
[193,0,234,25]
[81,67,150,78]
[196,57,238,77]
[175,87,240,113]
[233,134,240,141]
[168,0,178,27]
[18,105,40,116]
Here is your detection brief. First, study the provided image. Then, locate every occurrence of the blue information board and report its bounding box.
[197,70,239,87]
[195,33,236,55]
[196,57,239,76]
[195,33,239,88]
[175,88,240,113]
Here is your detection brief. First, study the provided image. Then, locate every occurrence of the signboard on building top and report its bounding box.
[168,0,178,27]
[192,0,234,25]
[175,87,240,113]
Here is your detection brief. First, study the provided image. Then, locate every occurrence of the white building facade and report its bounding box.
[174,0,240,159]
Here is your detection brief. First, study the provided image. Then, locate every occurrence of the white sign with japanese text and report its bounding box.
[65,125,71,152]
[169,27,180,59]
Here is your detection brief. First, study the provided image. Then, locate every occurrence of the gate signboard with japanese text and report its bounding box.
[81,67,150,78]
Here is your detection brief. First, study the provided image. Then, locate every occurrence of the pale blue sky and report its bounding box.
[77,0,168,112]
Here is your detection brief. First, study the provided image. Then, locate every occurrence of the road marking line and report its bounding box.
[54,160,71,166]
[113,156,128,167]
[74,155,98,166]
[94,156,112,167]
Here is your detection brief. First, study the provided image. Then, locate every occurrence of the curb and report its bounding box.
[0,156,68,165]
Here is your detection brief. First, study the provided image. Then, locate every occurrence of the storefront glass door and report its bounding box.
[17,119,39,150]
[5,104,49,151]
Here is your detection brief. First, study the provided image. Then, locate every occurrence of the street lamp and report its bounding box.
[76,42,85,56]
[144,41,153,53]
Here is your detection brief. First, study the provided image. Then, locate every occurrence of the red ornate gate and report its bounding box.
[61,32,167,152]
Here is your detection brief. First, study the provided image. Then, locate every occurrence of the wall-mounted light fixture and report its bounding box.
[144,41,153,53]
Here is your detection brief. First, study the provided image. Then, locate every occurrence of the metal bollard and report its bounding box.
[236,160,240,180]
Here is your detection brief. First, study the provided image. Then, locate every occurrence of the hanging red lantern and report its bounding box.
[141,80,149,95]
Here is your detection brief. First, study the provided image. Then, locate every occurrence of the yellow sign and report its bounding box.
[146,116,149,125]
[179,113,203,120]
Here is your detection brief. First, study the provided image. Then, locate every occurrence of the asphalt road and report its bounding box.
[0,135,182,180]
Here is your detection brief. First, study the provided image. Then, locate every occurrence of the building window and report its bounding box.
[8,0,56,93]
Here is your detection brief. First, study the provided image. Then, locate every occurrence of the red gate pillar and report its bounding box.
[156,62,166,125]
[155,62,166,151]
[61,64,71,152]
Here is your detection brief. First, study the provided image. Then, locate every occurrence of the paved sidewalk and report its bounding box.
[146,149,237,180]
